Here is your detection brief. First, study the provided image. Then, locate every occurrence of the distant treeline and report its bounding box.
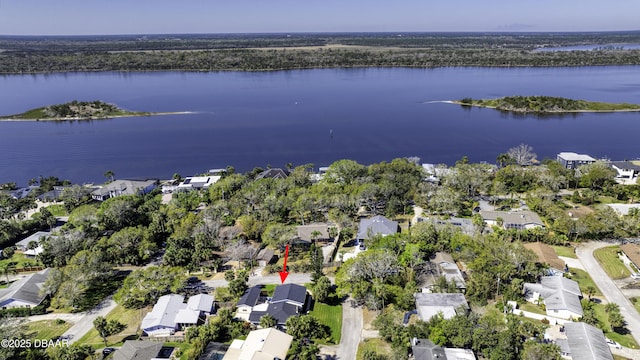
[1,32,640,73]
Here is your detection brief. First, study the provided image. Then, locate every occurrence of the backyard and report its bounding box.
[310,301,342,344]
[75,304,145,348]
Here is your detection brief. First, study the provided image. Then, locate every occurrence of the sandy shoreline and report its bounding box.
[0,111,196,122]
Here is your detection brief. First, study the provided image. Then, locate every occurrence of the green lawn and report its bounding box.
[551,245,577,259]
[631,298,640,314]
[357,338,392,360]
[518,302,546,315]
[0,253,43,270]
[44,204,68,216]
[310,302,342,344]
[164,341,194,360]
[593,302,639,349]
[262,284,276,297]
[75,304,144,348]
[22,320,72,340]
[568,268,603,297]
[594,246,631,280]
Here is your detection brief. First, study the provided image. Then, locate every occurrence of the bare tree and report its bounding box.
[507,143,537,166]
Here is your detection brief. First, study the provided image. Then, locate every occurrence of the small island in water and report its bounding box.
[453,96,640,113]
[0,100,188,121]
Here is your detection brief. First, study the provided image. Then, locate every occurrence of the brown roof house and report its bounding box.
[619,244,640,276]
[524,242,566,275]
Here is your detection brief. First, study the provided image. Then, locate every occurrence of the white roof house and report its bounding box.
[141,294,186,336]
[91,179,158,201]
[557,152,596,169]
[177,176,221,191]
[563,322,614,360]
[141,294,213,336]
[524,276,583,320]
[222,328,293,360]
[15,231,50,251]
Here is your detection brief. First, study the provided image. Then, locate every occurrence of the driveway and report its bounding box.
[576,242,640,344]
[333,298,363,360]
[60,297,118,344]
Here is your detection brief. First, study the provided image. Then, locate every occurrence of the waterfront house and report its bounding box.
[91,179,158,201]
[610,160,640,185]
[255,168,289,180]
[557,152,596,169]
[177,175,221,191]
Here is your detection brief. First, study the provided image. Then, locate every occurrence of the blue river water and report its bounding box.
[1,67,639,184]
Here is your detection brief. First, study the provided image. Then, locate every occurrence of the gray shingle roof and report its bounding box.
[237,286,262,307]
[140,294,186,332]
[564,322,613,360]
[480,210,544,227]
[412,338,446,360]
[264,302,299,324]
[271,284,307,306]
[544,290,583,316]
[16,231,50,249]
[0,268,50,307]
[113,340,164,360]
[357,215,398,240]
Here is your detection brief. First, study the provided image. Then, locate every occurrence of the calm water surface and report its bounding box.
[1,67,640,184]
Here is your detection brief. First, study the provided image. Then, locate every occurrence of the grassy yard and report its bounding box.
[165,341,194,360]
[567,268,603,297]
[310,302,342,344]
[593,302,639,349]
[551,245,577,259]
[631,298,640,314]
[262,284,276,297]
[44,204,68,216]
[75,304,145,348]
[0,253,43,270]
[594,246,631,280]
[357,338,392,360]
[22,320,72,340]
[518,302,546,315]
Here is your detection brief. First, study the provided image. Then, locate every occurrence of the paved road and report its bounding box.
[60,297,118,344]
[576,242,640,345]
[203,273,312,288]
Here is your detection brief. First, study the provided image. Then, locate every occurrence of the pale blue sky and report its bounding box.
[0,0,637,35]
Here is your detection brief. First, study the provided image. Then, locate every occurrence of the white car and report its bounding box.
[606,339,622,349]
[631,273,640,280]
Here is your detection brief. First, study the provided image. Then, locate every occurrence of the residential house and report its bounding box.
[222,328,293,360]
[417,217,476,236]
[524,242,566,275]
[523,276,583,320]
[414,292,469,321]
[255,168,289,180]
[557,152,596,169]
[15,231,49,255]
[236,286,263,321]
[610,161,640,185]
[7,186,39,200]
[249,284,309,326]
[411,338,476,360]
[91,179,158,201]
[606,203,640,216]
[480,210,544,230]
[556,322,614,360]
[177,175,221,191]
[295,223,333,244]
[619,244,640,274]
[0,268,50,309]
[142,294,214,336]
[431,252,466,292]
[36,185,71,202]
[237,284,309,326]
[255,248,275,267]
[356,215,399,242]
[310,167,329,182]
[113,340,174,360]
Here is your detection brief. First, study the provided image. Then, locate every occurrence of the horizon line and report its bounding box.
[2,29,640,38]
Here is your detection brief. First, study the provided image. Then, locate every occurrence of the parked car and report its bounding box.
[606,339,622,349]
[631,273,640,280]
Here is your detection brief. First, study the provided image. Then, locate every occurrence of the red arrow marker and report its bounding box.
[279,244,289,284]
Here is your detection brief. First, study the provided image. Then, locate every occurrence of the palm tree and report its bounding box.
[0,263,17,283]
[103,170,115,183]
